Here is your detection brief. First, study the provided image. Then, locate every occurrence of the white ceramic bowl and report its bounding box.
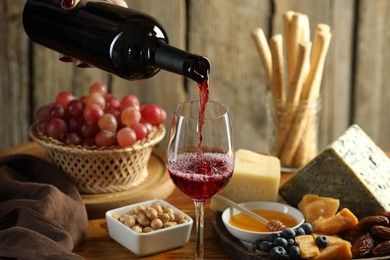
[222,201,304,243]
[106,199,193,256]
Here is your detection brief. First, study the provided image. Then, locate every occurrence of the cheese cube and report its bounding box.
[279,124,390,219]
[210,149,281,212]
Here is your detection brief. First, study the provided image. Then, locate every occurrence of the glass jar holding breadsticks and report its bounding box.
[252,11,331,170]
[267,91,321,170]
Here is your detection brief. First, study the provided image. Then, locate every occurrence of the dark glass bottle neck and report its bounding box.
[153,42,210,83]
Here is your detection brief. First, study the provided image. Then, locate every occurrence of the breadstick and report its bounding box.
[292,113,318,167]
[283,11,295,34]
[299,14,311,83]
[283,11,294,84]
[293,24,330,166]
[286,42,312,108]
[300,14,310,43]
[251,28,273,87]
[301,24,331,101]
[286,13,305,86]
[283,10,295,62]
[269,34,285,106]
[276,42,311,155]
[279,105,309,166]
[280,27,331,166]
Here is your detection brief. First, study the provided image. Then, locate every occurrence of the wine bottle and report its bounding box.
[23,0,210,83]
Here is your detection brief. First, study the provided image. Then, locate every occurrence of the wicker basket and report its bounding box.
[29,123,165,194]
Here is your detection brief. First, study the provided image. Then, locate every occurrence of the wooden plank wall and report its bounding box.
[1,0,389,155]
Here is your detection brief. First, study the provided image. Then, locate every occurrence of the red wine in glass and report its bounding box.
[168,152,234,202]
[167,93,234,259]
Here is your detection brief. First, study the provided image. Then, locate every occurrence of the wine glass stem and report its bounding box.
[194,200,205,260]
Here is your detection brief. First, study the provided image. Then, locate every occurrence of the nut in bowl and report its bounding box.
[105,199,193,256]
[222,201,304,244]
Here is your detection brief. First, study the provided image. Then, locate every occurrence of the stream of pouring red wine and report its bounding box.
[197,78,209,158]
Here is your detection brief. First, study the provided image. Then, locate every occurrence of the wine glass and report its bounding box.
[166,100,234,259]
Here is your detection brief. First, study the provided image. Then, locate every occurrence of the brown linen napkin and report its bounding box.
[0,154,88,259]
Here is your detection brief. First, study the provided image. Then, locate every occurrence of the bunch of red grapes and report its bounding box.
[36,82,166,148]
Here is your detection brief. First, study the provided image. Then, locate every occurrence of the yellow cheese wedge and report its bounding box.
[295,235,320,258]
[312,208,359,235]
[298,194,340,223]
[210,149,281,212]
[313,241,352,260]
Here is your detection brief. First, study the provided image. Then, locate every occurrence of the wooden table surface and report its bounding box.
[4,144,390,260]
[76,190,226,259]
[0,142,288,260]
[0,142,292,260]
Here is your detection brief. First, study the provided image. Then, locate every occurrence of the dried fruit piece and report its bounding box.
[378,211,390,222]
[372,240,390,257]
[371,225,390,240]
[351,233,374,258]
[358,215,389,232]
[338,228,364,243]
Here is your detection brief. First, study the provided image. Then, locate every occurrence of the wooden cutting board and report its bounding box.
[82,149,175,219]
[0,143,175,219]
[212,212,390,260]
[212,211,262,260]
[212,154,390,260]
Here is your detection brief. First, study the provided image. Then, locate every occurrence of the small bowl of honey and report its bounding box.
[221,201,304,243]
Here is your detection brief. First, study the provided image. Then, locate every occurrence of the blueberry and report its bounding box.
[294,227,305,236]
[267,232,281,242]
[300,222,313,234]
[251,239,262,252]
[286,238,295,247]
[273,237,288,248]
[281,228,296,239]
[259,241,273,252]
[315,235,329,248]
[269,246,288,260]
[288,245,301,259]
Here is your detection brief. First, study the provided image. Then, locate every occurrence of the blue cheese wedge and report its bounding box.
[279,124,390,219]
[210,149,281,212]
